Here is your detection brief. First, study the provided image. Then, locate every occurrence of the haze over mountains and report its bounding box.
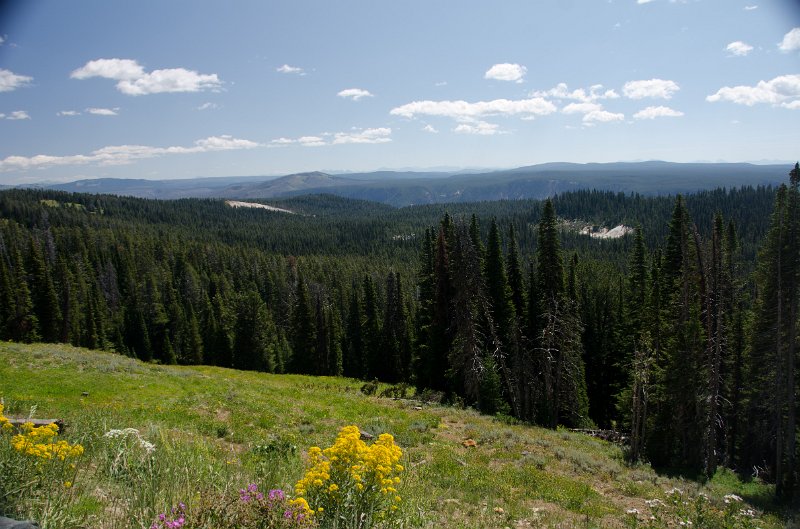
[38,161,790,207]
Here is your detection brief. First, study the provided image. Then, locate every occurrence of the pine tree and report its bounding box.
[290,275,316,374]
[28,239,61,342]
[362,274,382,380]
[344,286,365,379]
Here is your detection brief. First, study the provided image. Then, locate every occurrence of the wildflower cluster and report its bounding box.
[150,503,186,529]
[626,488,764,529]
[104,427,156,454]
[0,403,13,432]
[188,485,314,529]
[295,425,403,528]
[11,422,84,461]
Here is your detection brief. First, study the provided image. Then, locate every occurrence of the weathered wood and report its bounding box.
[570,428,628,445]
[7,418,64,432]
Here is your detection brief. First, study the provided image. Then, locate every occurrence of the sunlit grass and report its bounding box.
[0,341,787,528]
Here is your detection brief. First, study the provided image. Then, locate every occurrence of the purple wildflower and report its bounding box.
[269,489,285,501]
[284,510,293,519]
[248,483,258,493]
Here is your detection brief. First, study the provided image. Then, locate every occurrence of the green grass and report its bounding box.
[0,342,791,528]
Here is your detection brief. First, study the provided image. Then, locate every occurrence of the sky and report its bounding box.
[0,0,799,185]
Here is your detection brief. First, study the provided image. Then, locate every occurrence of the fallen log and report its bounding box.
[7,418,64,432]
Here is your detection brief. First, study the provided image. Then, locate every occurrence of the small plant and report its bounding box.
[294,425,403,529]
[360,380,379,396]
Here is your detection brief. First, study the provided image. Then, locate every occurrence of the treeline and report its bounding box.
[0,175,796,497]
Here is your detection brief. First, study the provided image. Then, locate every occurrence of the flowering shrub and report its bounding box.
[101,427,157,480]
[294,425,403,529]
[11,422,84,461]
[0,405,84,526]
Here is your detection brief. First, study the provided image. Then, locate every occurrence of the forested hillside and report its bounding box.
[0,168,798,498]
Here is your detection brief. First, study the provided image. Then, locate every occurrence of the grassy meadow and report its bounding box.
[0,342,792,528]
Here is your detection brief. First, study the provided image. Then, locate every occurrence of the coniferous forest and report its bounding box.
[0,166,798,498]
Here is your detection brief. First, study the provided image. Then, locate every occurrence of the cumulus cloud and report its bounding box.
[726,41,753,56]
[270,128,391,147]
[0,36,4,45]
[0,135,259,172]
[623,79,680,99]
[57,110,81,117]
[390,97,556,122]
[779,28,800,52]
[337,88,374,101]
[422,124,438,133]
[71,58,222,95]
[0,69,33,92]
[744,5,758,9]
[333,127,392,144]
[2,111,30,120]
[276,64,304,74]
[484,63,527,83]
[531,83,619,103]
[637,0,655,3]
[454,121,502,135]
[633,105,684,119]
[583,110,624,124]
[197,102,218,111]
[561,102,603,114]
[86,107,118,116]
[706,74,800,108]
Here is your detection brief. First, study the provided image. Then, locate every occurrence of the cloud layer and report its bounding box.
[0,135,258,172]
[390,97,556,121]
[623,79,680,99]
[706,74,800,108]
[271,128,392,147]
[633,106,684,119]
[71,58,222,95]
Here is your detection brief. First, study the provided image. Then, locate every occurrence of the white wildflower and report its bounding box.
[626,508,640,515]
[724,493,743,504]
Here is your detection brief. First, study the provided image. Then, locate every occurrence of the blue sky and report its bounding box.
[0,0,798,184]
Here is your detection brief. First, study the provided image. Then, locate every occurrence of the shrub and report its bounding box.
[294,425,403,529]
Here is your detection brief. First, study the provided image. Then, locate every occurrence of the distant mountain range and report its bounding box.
[26,161,792,207]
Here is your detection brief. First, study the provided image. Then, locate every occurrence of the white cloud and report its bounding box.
[0,135,259,172]
[633,105,684,119]
[623,78,680,99]
[0,36,4,45]
[390,97,556,122]
[779,28,800,52]
[333,127,392,144]
[637,0,655,4]
[726,41,753,56]
[86,107,118,116]
[744,5,758,10]
[337,88,374,101]
[531,83,619,103]
[422,124,438,133]
[270,128,392,147]
[0,69,33,92]
[71,58,222,95]
[706,74,800,108]
[3,111,30,121]
[583,110,624,124]
[484,63,527,83]
[561,102,603,114]
[197,102,218,111]
[454,121,502,135]
[57,110,81,117]
[435,81,448,87]
[276,64,304,74]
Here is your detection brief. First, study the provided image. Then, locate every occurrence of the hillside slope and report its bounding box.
[0,343,787,528]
